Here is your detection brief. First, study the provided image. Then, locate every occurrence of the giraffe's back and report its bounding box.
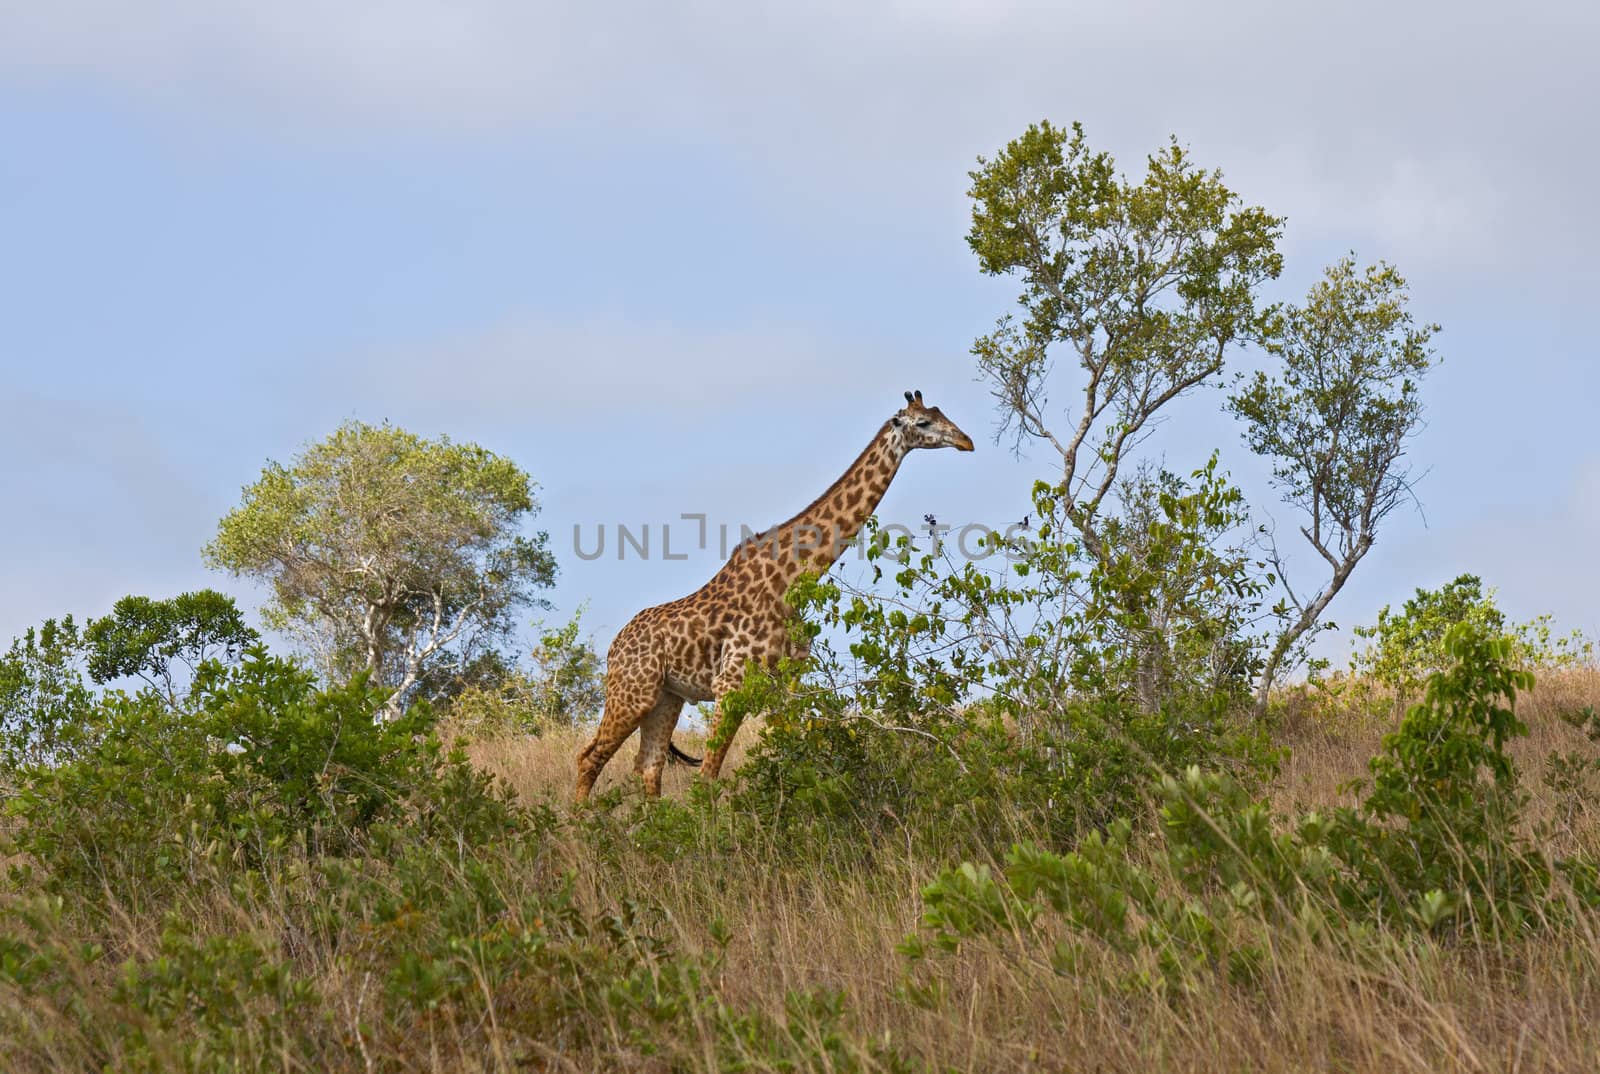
[609,570,792,705]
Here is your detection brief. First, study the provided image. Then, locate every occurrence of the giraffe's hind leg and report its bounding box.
[575,665,661,803]
[633,693,686,797]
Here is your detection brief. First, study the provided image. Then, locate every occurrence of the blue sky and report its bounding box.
[2,1,1596,667]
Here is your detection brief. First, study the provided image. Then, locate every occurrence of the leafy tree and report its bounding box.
[204,421,557,713]
[1231,256,1439,708]
[967,120,1283,712]
[82,589,257,705]
[1,592,259,766]
[0,618,94,768]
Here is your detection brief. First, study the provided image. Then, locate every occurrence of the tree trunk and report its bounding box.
[1254,545,1366,715]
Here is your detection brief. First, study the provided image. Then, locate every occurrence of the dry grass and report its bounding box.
[1273,668,1600,855]
[3,671,1599,1073]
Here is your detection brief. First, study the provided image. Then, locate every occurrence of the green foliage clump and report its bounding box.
[1354,626,1540,918]
[731,669,1029,858]
[1,592,259,769]
[967,120,1284,403]
[1352,574,1506,696]
[82,590,258,699]
[1352,574,1592,703]
[727,510,1278,857]
[0,617,96,768]
[3,631,514,903]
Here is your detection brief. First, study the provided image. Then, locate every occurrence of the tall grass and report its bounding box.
[3,671,1598,1072]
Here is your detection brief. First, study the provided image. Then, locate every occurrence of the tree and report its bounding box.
[967,121,1283,712]
[1230,256,1438,708]
[2,591,257,766]
[83,589,257,705]
[204,421,557,713]
[0,617,94,767]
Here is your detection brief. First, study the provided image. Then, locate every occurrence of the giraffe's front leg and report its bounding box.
[699,702,744,782]
[699,656,754,782]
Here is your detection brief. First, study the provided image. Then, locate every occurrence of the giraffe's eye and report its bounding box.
[915,420,931,428]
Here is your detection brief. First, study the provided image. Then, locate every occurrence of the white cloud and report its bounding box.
[4,0,1597,656]
[341,310,935,423]
[3,1,1596,276]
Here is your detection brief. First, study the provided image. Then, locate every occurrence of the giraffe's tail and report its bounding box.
[667,739,703,767]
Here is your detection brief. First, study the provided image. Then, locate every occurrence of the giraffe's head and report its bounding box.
[893,390,975,452]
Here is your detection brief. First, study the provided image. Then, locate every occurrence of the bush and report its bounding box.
[731,683,1030,858]
[1351,574,1592,703]
[1,592,256,770]
[82,590,258,701]
[725,511,1278,857]
[3,644,516,903]
[0,617,95,769]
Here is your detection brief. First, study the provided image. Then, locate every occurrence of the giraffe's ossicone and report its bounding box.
[574,390,975,801]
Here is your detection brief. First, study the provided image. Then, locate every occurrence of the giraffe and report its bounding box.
[574,390,974,802]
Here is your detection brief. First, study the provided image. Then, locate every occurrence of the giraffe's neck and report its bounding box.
[744,422,907,584]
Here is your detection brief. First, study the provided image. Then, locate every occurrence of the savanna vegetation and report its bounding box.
[3,122,1597,1073]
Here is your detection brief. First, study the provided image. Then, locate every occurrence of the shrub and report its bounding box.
[1,593,256,770]
[1351,625,1547,923]
[726,509,1278,856]
[0,617,95,769]
[3,645,515,903]
[1351,574,1592,704]
[82,590,258,702]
